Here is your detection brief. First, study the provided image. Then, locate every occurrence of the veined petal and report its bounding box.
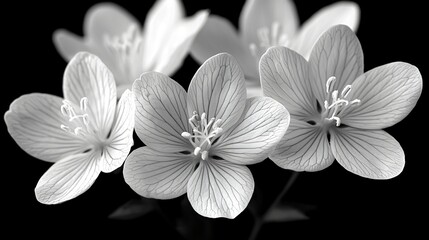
[142,0,184,70]
[35,152,100,204]
[153,10,209,75]
[270,120,334,171]
[190,15,259,79]
[187,53,247,132]
[260,46,318,120]
[240,0,299,49]
[63,52,117,137]
[133,72,191,152]
[309,25,364,105]
[123,147,196,199]
[341,62,422,129]
[213,97,290,165]
[99,90,135,173]
[84,2,139,45]
[187,159,254,219]
[4,93,85,163]
[53,29,90,61]
[291,1,360,59]
[330,127,405,179]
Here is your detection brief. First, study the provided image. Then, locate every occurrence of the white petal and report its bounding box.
[309,25,364,105]
[330,128,405,179]
[84,2,139,45]
[270,120,334,171]
[213,97,290,165]
[53,29,89,61]
[4,93,85,163]
[142,0,185,71]
[341,62,423,129]
[35,152,100,204]
[240,0,299,49]
[63,52,117,138]
[291,1,360,59]
[190,16,259,79]
[99,90,135,173]
[187,160,254,219]
[133,72,192,153]
[123,147,196,199]
[260,46,318,120]
[153,10,208,75]
[187,53,247,132]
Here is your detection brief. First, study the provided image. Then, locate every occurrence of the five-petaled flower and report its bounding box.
[4,52,135,204]
[260,25,422,179]
[190,0,360,96]
[54,0,208,96]
[123,53,290,218]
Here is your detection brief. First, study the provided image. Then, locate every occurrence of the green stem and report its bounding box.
[248,171,300,240]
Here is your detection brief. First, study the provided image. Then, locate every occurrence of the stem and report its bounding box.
[248,171,300,240]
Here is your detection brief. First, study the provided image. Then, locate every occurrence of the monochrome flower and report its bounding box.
[4,52,135,204]
[54,0,208,96]
[191,0,359,96]
[124,53,290,218]
[260,25,422,179]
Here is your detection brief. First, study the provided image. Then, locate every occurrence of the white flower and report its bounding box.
[4,52,135,204]
[190,0,360,97]
[260,25,423,179]
[123,53,290,218]
[54,0,208,96]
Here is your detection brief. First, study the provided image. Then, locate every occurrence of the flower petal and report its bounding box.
[330,127,405,179]
[270,120,334,171]
[84,2,139,45]
[63,52,117,137]
[123,147,196,199]
[187,159,254,219]
[213,97,290,165]
[99,90,135,173]
[4,93,85,163]
[187,53,247,132]
[291,1,360,59]
[142,0,185,71]
[35,152,100,204]
[153,10,209,75]
[190,15,259,79]
[53,29,90,61]
[240,0,299,49]
[133,72,192,152]
[260,46,318,120]
[309,24,364,105]
[341,62,423,129]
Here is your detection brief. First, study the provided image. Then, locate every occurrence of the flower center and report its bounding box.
[103,24,143,84]
[322,76,361,127]
[60,97,91,136]
[181,111,223,160]
[249,22,289,59]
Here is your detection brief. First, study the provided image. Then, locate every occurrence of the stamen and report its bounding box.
[249,22,289,59]
[341,85,352,98]
[60,97,91,136]
[80,97,88,111]
[326,76,336,94]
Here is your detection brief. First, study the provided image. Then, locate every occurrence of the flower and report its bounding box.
[4,52,135,204]
[54,0,208,96]
[123,53,290,218]
[259,25,423,179]
[190,0,360,97]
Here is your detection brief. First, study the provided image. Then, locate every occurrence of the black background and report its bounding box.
[2,0,427,238]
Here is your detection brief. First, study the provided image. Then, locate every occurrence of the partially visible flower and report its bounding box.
[54,0,208,96]
[260,25,422,179]
[4,52,135,204]
[191,0,359,97]
[124,53,290,218]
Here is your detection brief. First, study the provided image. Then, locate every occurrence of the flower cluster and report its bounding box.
[4,0,422,222]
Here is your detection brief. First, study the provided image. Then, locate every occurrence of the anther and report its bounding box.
[326,76,336,94]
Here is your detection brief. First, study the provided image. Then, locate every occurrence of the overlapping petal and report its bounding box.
[330,127,405,179]
[187,159,254,219]
[213,97,289,165]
